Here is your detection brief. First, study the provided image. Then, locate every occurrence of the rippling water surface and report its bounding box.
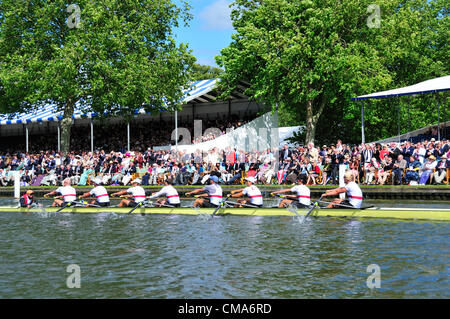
[0,200,449,298]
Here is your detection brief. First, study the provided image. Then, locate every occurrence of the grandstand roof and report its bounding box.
[0,78,250,126]
[351,75,450,100]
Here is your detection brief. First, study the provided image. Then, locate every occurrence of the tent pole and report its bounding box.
[407,97,411,141]
[90,120,94,153]
[57,124,61,152]
[25,125,29,153]
[175,110,178,151]
[127,122,130,152]
[436,93,440,141]
[360,101,365,144]
[397,103,401,144]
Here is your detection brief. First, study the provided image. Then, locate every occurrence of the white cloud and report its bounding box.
[198,0,233,31]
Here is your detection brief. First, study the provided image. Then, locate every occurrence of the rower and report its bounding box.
[230,176,263,208]
[271,175,310,208]
[78,178,110,207]
[111,178,146,207]
[322,171,363,208]
[44,178,77,207]
[20,190,39,208]
[186,175,223,208]
[147,179,180,208]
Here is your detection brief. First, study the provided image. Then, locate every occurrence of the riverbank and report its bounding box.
[1,185,449,200]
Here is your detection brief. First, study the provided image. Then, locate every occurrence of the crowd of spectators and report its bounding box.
[0,137,449,188]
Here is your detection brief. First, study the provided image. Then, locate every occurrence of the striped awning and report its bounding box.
[0,79,218,126]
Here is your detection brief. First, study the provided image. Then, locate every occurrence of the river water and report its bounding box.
[0,199,449,298]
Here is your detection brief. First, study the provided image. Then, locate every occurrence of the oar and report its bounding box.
[224,200,259,208]
[145,197,175,208]
[56,201,74,213]
[270,193,293,208]
[304,196,323,219]
[317,200,373,210]
[72,200,101,208]
[212,200,227,216]
[127,200,147,215]
[153,203,175,208]
[273,194,297,200]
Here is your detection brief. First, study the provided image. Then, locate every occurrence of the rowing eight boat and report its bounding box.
[1,206,449,221]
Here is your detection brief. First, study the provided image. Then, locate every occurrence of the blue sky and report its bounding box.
[173,0,235,68]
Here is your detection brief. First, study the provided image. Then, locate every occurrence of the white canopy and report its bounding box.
[352,75,449,143]
[351,75,450,100]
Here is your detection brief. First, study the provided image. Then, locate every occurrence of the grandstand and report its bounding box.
[373,121,450,144]
[0,79,270,153]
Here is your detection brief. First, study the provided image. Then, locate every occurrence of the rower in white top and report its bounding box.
[230,176,263,208]
[271,175,311,208]
[112,178,146,207]
[186,175,223,208]
[44,178,77,207]
[322,171,363,208]
[147,179,180,207]
[78,178,110,207]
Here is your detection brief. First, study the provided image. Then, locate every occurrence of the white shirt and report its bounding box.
[89,186,110,203]
[345,182,363,208]
[56,186,76,203]
[127,186,146,203]
[291,185,311,205]
[204,184,223,206]
[417,148,426,163]
[242,185,263,206]
[122,157,131,169]
[148,185,180,204]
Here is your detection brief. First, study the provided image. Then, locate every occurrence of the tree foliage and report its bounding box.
[216,0,449,144]
[0,0,196,152]
[191,63,223,81]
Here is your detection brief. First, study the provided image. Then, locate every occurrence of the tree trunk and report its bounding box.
[305,98,326,145]
[60,101,75,154]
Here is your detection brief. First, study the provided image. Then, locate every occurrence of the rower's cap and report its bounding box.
[93,178,102,185]
[26,190,34,195]
[132,178,141,184]
[431,138,436,142]
[209,176,219,183]
[429,155,436,160]
[245,176,256,183]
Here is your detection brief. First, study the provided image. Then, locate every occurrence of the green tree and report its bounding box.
[0,0,196,152]
[216,0,448,144]
[191,63,223,81]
